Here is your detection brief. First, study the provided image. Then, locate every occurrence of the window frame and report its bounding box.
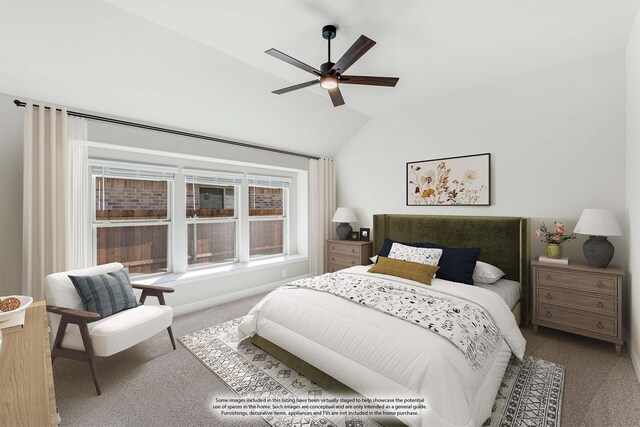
[90,161,175,276]
[185,181,240,268]
[248,176,291,260]
[88,160,297,277]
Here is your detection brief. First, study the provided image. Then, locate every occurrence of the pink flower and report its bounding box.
[535,230,543,240]
[555,224,565,234]
[553,235,561,241]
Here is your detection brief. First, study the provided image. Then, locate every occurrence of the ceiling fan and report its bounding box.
[266,25,399,107]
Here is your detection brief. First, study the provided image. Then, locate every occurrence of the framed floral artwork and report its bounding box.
[407,153,490,206]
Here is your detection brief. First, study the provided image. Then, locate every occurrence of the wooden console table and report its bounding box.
[0,300,58,426]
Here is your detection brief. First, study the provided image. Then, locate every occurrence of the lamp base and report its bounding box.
[336,223,352,240]
[583,235,614,268]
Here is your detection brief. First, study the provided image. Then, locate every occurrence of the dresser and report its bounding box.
[532,259,624,354]
[326,239,373,273]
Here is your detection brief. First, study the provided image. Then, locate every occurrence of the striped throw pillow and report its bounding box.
[368,256,439,285]
[69,268,138,320]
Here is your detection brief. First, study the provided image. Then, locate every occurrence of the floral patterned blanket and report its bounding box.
[284,272,504,368]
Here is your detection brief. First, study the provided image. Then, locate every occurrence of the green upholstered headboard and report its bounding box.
[373,214,531,325]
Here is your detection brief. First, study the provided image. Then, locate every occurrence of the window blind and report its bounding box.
[183,169,243,186]
[90,161,176,180]
[247,175,291,188]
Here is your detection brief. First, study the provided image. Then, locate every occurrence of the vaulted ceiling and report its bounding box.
[1,1,638,157]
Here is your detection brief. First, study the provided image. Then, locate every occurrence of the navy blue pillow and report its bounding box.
[423,243,481,285]
[377,238,425,259]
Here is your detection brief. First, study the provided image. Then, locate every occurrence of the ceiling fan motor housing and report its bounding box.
[320,61,336,74]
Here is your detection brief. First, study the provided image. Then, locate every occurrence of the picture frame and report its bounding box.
[406,153,490,206]
[351,231,360,240]
[359,227,370,241]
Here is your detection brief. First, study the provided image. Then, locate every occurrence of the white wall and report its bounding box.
[625,8,640,381]
[0,94,24,295]
[335,55,626,267]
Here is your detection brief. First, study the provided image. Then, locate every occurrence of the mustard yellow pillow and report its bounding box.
[368,256,439,285]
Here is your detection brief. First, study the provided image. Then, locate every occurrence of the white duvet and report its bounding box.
[239,266,526,427]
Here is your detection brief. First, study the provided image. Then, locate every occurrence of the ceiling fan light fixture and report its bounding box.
[320,76,338,90]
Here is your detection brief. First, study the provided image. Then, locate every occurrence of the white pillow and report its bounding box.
[369,255,378,264]
[388,243,443,266]
[473,261,505,284]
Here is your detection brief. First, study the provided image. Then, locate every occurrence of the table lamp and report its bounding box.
[573,209,623,268]
[332,207,357,240]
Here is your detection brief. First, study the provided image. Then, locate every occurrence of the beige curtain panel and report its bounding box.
[308,157,336,276]
[22,102,70,300]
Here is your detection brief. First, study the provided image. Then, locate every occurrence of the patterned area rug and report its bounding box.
[179,318,564,427]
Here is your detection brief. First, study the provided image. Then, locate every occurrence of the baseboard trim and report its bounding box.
[171,274,309,317]
[629,339,640,384]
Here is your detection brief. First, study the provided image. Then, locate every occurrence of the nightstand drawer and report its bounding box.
[537,286,617,316]
[328,261,359,273]
[537,304,617,337]
[537,268,617,296]
[328,243,362,257]
[327,254,360,267]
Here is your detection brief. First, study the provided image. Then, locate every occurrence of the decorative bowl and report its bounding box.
[0,295,34,322]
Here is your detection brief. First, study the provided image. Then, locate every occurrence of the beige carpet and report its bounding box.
[52,294,640,427]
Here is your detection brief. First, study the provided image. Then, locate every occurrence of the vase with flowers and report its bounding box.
[535,222,577,259]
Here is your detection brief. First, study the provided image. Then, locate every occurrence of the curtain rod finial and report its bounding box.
[13,99,22,107]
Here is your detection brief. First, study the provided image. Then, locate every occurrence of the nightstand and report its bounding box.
[532,259,625,354]
[326,239,373,273]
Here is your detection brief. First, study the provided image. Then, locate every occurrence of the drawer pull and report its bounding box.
[352,248,356,253]
[597,321,604,329]
[331,245,335,250]
[351,260,356,265]
[597,281,604,288]
[331,257,335,261]
[546,311,552,318]
[597,302,604,309]
[545,293,552,300]
[546,274,552,280]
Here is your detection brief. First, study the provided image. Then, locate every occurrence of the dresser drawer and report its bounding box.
[328,242,362,257]
[537,304,618,337]
[537,286,617,316]
[536,268,617,296]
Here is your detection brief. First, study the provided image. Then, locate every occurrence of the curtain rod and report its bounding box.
[13,99,320,160]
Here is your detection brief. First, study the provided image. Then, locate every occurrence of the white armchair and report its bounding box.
[44,263,175,395]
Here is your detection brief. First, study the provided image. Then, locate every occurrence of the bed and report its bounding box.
[239,214,530,427]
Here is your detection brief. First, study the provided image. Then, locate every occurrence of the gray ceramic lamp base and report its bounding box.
[336,223,353,240]
[583,236,614,268]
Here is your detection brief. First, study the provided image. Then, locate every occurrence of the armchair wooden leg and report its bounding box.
[78,321,101,396]
[167,326,176,350]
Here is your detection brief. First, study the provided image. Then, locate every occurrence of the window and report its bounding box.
[184,170,242,267]
[248,176,290,258]
[90,160,297,277]
[92,163,175,276]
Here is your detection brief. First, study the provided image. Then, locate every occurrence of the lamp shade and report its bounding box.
[331,207,357,223]
[573,209,623,236]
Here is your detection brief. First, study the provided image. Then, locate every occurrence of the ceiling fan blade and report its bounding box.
[339,75,399,87]
[328,87,345,107]
[330,35,376,75]
[272,80,320,95]
[265,49,323,77]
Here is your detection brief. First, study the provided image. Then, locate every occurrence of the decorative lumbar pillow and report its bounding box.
[388,242,443,266]
[472,261,505,284]
[423,243,481,285]
[369,256,439,285]
[376,238,424,260]
[69,268,138,320]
